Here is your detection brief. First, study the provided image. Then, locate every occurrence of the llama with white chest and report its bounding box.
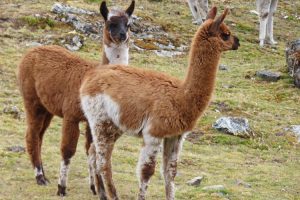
[17,1,134,197]
[81,7,240,200]
[256,0,278,47]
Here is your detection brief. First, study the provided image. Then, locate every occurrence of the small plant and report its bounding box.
[22,16,56,29]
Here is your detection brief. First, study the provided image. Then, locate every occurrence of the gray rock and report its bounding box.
[3,105,22,119]
[61,33,84,51]
[154,50,184,57]
[290,125,300,143]
[6,145,25,153]
[202,185,225,192]
[256,70,281,82]
[213,117,253,138]
[236,179,251,188]
[286,39,300,88]
[51,3,95,15]
[187,176,203,186]
[219,64,229,71]
[26,42,42,47]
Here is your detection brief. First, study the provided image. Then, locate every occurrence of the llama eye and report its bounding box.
[221,33,230,41]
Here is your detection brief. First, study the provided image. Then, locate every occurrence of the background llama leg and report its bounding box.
[163,135,185,200]
[188,0,208,24]
[266,0,278,45]
[257,0,271,47]
[57,118,80,195]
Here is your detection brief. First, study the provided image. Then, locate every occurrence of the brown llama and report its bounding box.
[80,6,240,200]
[17,1,135,197]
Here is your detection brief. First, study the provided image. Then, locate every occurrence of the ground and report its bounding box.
[0,0,300,199]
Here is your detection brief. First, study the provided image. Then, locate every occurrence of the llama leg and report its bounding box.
[137,134,162,200]
[57,118,80,196]
[188,0,201,24]
[163,135,185,200]
[92,121,122,200]
[24,102,53,185]
[257,0,270,47]
[88,141,107,200]
[266,0,278,44]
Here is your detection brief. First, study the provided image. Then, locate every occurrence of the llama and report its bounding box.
[80,6,240,200]
[187,0,208,25]
[17,1,135,197]
[256,0,278,47]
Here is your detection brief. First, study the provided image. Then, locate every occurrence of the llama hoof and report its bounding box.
[269,40,278,45]
[90,184,97,195]
[36,174,49,185]
[57,184,67,196]
[99,194,108,200]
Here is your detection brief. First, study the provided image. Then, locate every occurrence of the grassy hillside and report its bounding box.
[0,0,299,199]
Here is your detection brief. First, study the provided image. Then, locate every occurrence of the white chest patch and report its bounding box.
[104,44,129,65]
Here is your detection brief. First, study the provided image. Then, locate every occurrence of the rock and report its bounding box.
[61,33,84,51]
[154,50,184,57]
[3,105,22,119]
[219,64,229,71]
[187,176,203,186]
[256,70,281,82]
[202,185,225,192]
[51,3,95,15]
[286,39,300,88]
[290,125,300,143]
[213,117,253,138]
[236,179,251,188]
[6,145,25,153]
[26,41,42,47]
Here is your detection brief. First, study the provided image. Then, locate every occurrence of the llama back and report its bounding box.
[81,66,197,137]
[18,45,98,118]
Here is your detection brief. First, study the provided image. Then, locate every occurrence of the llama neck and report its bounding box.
[182,32,221,115]
[102,41,129,65]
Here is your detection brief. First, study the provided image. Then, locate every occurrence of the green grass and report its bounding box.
[1,0,300,199]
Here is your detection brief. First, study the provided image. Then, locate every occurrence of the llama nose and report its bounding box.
[120,33,127,41]
[235,37,240,47]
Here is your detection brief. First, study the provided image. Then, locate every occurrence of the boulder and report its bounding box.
[186,176,203,186]
[202,185,225,192]
[286,39,300,88]
[256,70,281,82]
[213,117,253,138]
[6,145,25,153]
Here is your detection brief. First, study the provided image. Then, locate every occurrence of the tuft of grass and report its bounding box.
[22,16,56,29]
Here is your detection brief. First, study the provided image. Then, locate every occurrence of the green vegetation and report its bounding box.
[0,0,299,200]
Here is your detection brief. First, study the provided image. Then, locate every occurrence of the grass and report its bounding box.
[0,0,300,199]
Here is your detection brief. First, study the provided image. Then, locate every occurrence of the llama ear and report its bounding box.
[206,6,217,20]
[126,0,135,17]
[209,8,229,33]
[100,1,109,21]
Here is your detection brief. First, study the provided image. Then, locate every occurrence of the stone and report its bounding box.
[290,125,300,143]
[154,50,184,57]
[186,176,203,186]
[51,3,95,16]
[26,42,42,47]
[286,39,300,88]
[202,185,225,192]
[256,70,281,82]
[6,145,25,153]
[236,179,251,188]
[213,117,253,138]
[219,64,229,71]
[3,105,22,119]
[61,33,84,51]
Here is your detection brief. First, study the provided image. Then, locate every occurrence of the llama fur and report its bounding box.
[17,1,135,197]
[80,7,240,200]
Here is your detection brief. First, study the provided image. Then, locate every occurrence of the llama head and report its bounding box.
[201,7,240,51]
[100,1,135,44]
